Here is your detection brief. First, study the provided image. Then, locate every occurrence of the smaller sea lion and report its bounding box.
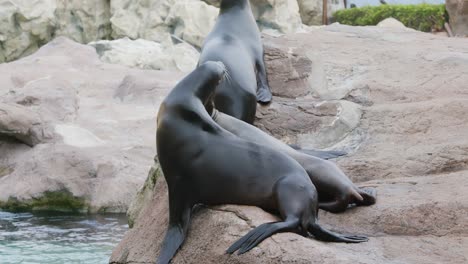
[212,110,377,213]
[198,0,273,123]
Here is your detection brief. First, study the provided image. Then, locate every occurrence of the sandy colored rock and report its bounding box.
[165,0,219,48]
[0,103,52,147]
[263,37,313,98]
[377,17,407,29]
[89,38,199,72]
[110,0,218,48]
[109,170,468,264]
[0,37,184,213]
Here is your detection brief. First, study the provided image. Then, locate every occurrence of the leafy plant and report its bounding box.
[334,4,446,32]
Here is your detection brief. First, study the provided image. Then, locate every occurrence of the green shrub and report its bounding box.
[334,4,446,32]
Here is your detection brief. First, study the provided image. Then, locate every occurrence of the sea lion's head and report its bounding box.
[196,61,227,115]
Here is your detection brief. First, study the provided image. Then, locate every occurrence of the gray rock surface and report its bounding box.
[0,103,52,147]
[89,38,199,72]
[298,0,345,25]
[110,25,468,263]
[446,0,468,37]
[0,37,184,213]
[0,0,111,63]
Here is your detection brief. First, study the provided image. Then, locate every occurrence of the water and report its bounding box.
[0,211,128,264]
[348,0,445,7]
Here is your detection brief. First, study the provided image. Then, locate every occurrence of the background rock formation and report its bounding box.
[0,37,184,213]
[109,25,468,263]
[0,0,346,63]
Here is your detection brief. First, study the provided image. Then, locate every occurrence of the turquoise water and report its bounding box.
[0,211,128,264]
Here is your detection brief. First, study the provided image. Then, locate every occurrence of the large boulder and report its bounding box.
[89,38,199,72]
[110,0,218,48]
[111,172,468,264]
[298,0,345,26]
[0,103,53,147]
[110,24,468,263]
[446,0,468,37]
[0,37,184,213]
[0,0,111,63]
[250,0,303,33]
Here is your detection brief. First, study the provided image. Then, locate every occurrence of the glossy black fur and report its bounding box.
[155,62,367,264]
[198,0,272,123]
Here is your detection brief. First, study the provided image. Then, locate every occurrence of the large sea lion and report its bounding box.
[156,61,368,264]
[212,110,377,213]
[198,0,272,123]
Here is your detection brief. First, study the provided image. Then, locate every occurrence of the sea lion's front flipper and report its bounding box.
[156,194,192,264]
[255,60,272,104]
[256,83,272,104]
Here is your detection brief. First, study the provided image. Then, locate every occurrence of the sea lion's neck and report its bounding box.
[220,0,249,12]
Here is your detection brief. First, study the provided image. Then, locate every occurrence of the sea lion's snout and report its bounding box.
[202,61,227,81]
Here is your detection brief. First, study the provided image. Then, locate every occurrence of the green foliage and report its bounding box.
[334,4,446,32]
[0,191,87,213]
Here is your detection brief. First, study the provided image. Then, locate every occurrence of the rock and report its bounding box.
[109,171,468,264]
[0,37,184,213]
[165,0,219,48]
[446,0,468,37]
[377,17,407,29]
[110,24,468,263]
[110,0,218,48]
[263,37,313,98]
[54,0,112,43]
[320,173,468,237]
[251,0,303,33]
[0,0,111,63]
[255,99,363,152]
[0,103,52,147]
[127,160,162,228]
[89,38,199,72]
[298,0,345,26]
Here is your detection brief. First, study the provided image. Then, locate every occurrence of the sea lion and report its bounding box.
[156,61,367,264]
[212,110,377,213]
[198,0,272,123]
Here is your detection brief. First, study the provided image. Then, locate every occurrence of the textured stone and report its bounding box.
[0,0,111,63]
[251,0,303,33]
[89,38,199,72]
[110,0,218,48]
[0,103,52,147]
[377,17,407,29]
[0,37,184,213]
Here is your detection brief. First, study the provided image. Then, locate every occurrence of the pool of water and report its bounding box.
[0,211,128,264]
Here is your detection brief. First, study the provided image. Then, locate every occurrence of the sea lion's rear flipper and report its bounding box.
[289,145,348,160]
[156,200,192,264]
[308,223,368,243]
[226,219,299,255]
[319,199,349,214]
[355,187,377,206]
